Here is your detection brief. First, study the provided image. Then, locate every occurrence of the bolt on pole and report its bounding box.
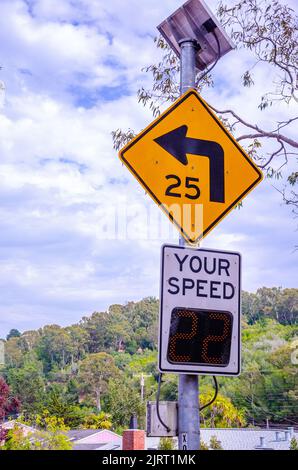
[178,38,201,451]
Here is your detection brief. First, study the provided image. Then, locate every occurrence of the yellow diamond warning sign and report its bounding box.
[119,89,263,243]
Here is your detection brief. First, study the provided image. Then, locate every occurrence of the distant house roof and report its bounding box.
[146,428,297,450]
[201,428,297,451]
[68,429,99,441]
[67,429,122,451]
[2,420,35,437]
[72,443,107,451]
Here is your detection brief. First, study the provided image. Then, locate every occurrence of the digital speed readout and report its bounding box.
[167,308,233,366]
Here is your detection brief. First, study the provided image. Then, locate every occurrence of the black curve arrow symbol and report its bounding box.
[154,125,225,203]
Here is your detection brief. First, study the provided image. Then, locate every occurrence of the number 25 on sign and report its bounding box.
[119,89,263,243]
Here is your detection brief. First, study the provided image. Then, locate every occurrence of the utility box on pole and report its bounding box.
[147,401,178,437]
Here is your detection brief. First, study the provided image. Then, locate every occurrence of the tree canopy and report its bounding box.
[0,288,297,432]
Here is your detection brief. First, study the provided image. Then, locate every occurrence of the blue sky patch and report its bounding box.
[69,82,131,108]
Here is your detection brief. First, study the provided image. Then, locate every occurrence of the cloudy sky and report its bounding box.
[0,0,297,337]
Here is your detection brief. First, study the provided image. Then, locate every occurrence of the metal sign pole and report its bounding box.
[178,38,200,451]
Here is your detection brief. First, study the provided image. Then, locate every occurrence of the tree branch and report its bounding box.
[237,133,298,149]
[259,141,284,169]
[209,105,298,149]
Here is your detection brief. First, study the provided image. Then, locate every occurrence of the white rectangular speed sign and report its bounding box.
[159,244,241,376]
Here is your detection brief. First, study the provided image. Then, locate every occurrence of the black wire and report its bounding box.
[197,30,221,83]
[156,373,171,432]
[200,376,218,411]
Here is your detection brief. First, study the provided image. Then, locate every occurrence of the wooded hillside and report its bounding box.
[1,287,297,432]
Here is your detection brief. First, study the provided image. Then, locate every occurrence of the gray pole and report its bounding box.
[140,374,145,402]
[178,38,200,451]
